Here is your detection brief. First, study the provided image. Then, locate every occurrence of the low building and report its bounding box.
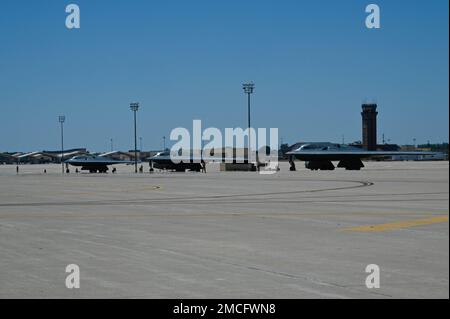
[16,152,55,164]
[100,151,135,161]
[11,148,89,164]
[0,153,16,164]
[42,148,88,162]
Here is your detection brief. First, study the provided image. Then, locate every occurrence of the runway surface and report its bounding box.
[0,161,448,298]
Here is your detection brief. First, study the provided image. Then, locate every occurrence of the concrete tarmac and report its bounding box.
[0,161,448,298]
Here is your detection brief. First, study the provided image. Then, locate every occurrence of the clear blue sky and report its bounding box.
[0,0,448,152]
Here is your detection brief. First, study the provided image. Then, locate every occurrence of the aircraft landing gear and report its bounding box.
[289,157,297,171]
[337,158,364,170]
[84,166,108,173]
[305,160,335,171]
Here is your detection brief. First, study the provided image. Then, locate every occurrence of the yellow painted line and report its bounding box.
[340,215,449,232]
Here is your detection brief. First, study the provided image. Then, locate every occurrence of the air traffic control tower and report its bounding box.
[361,103,378,150]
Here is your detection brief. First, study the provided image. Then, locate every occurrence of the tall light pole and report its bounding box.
[110,138,113,152]
[163,136,166,151]
[242,82,255,162]
[59,115,65,174]
[130,102,140,173]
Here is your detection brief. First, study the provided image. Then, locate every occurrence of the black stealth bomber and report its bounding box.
[287,142,438,171]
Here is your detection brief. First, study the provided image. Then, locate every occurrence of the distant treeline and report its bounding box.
[418,143,449,154]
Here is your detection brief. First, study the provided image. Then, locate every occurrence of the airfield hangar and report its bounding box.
[361,103,378,151]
